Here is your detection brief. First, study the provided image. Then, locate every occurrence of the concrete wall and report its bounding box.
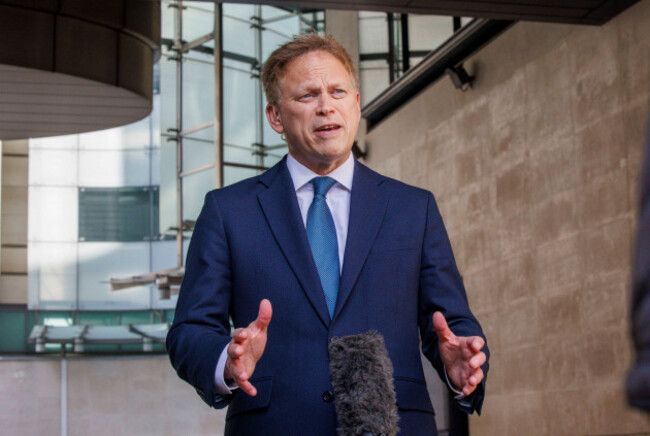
[0,356,226,436]
[364,2,650,435]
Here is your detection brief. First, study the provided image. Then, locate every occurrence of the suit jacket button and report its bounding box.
[322,391,334,403]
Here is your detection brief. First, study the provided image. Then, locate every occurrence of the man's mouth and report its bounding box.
[315,124,341,132]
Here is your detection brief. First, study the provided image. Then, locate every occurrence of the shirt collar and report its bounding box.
[286,152,354,192]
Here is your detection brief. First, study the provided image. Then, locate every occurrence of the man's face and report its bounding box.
[266,51,361,175]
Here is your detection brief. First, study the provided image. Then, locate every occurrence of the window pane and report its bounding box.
[159,141,176,237]
[223,11,256,59]
[183,137,214,172]
[79,187,158,242]
[79,116,152,150]
[185,124,214,143]
[183,2,215,43]
[182,170,214,222]
[29,148,78,186]
[121,311,152,325]
[77,312,118,326]
[262,147,286,167]
[151,240,180,310]
[223,63,259,148]
[78,149,153,187]
[224,144,257,167]
[28,186,78,242]
[28,242,77,309]
[0,311,27,351]
[183,58,215,130]
[360,62,390,106]
[159,54,177,136]
[30,135,77,150]
[223,3,256,21]
[41,311,74,326]
[408,15,454,52]
[161,0,175,40]
[359,14,388,54]
[77,242,151,310]
[223,165,259,187]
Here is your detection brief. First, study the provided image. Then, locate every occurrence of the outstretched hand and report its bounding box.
[224,299,272,397]
[433,311,486,396]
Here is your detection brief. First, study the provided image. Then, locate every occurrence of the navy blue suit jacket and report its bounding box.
[167,157,489,435]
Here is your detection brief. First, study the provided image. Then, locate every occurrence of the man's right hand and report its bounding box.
[224,299,272,397]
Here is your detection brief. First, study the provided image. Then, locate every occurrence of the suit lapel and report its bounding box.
[334,161,389,321]
[257,158,331,329]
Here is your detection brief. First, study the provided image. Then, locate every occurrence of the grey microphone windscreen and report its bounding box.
[328,331,400,436]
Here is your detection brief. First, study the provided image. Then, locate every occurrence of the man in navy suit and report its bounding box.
[167,34,489,435]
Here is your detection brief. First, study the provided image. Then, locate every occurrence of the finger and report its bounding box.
[232,328,248,343]
[238,379,257,397]
[433,312,457,344]
[469,352,486,369]
[469,337,485,352]
[253,299,273,332]
[463,368,484,395]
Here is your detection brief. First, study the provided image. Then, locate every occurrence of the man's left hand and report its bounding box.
[433,311,486,396]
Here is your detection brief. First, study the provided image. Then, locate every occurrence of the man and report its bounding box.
[167,34,489,435]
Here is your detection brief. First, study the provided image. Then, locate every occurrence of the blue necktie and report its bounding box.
[306,177,339,318]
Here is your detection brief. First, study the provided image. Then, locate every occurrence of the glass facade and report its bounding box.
[359,13,473,106]
[221,5,324,183]
[4,1,323,354]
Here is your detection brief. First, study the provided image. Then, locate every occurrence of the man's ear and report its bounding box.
[355,91,361,122]
[265,103,284,134]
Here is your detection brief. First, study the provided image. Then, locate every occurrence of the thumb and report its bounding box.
[254,299,272,331]
[433,311,456,344]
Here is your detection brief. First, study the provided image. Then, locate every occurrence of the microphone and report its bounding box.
[328,331,400,436]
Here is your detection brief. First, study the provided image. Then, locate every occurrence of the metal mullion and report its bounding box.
[260,12,295,25]
[261,26,293,40]
[223,162,269,171]
[175,0,184,268]
[179,163,216,178]
[223,142,259,151]
[180,120,214,137]
[255,5,264,170]
[222,13,254,26]
[215,3,224,188]
[184,55,213,66]
[182,32,215,52]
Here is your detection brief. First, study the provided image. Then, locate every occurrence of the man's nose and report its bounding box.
[316,94,334,115]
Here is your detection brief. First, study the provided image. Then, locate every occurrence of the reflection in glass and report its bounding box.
[183,58,215,130]
[182,2,215,43]
[77,242,151,310]
[223,165,259,187]
[182,169,215,222]
[183,137,215,172]
[223,61,259,148]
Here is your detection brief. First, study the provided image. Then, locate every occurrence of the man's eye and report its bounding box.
[300,94,312,100]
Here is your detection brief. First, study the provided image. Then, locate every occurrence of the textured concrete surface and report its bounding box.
[0,356,227,436]
[365,1,650,435]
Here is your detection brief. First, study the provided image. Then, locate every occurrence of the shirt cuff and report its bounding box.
[444,367,472,408]
[214,344,239,395]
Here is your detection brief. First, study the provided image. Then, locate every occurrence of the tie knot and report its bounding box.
[311,176,337,197]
